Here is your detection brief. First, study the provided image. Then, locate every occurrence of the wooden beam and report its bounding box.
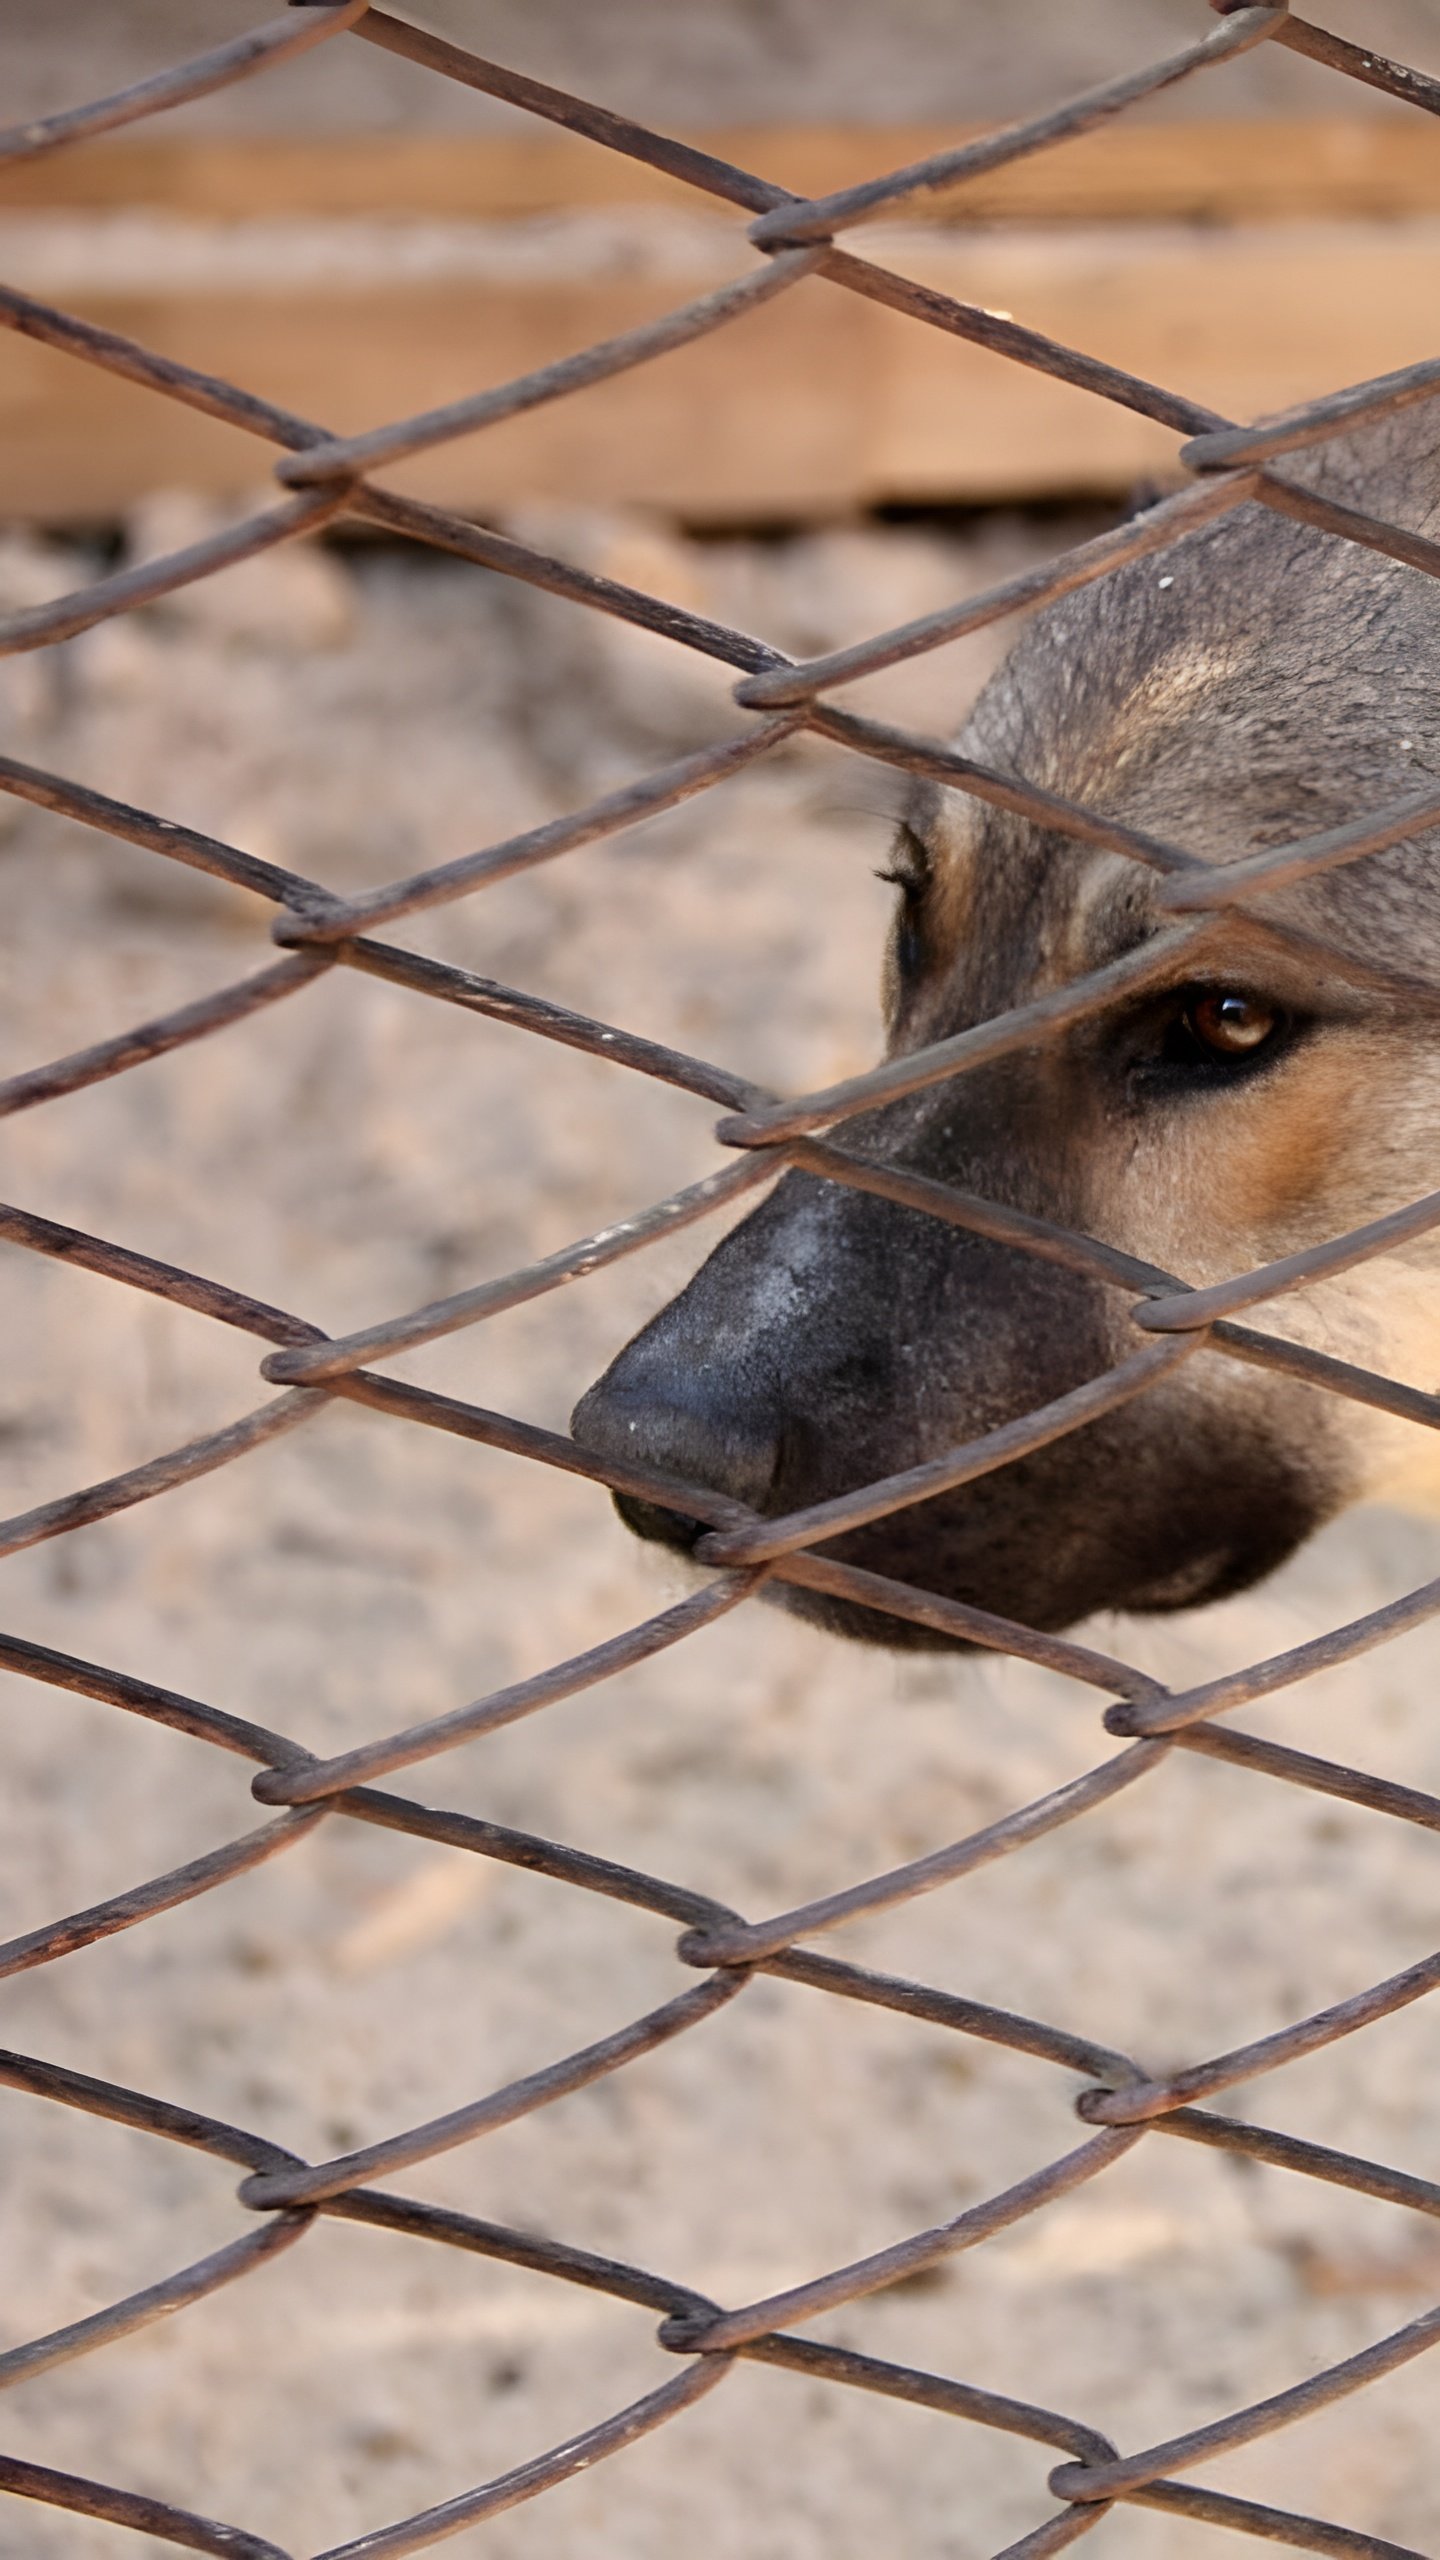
[3,120,1440,225]
[2,212,1437,523]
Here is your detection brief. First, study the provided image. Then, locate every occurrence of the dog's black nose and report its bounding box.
[570,1356,779,1554]
[609,1489,710,1557]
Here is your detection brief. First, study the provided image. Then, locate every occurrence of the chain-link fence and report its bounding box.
[2,3,1440,2554]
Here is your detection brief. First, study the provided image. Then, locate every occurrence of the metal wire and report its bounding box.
[0,3,1438,2553]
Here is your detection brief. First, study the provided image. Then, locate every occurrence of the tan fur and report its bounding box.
[1047,641,1257,800]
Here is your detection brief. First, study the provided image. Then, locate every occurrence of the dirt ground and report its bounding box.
[2,503,1440,2560]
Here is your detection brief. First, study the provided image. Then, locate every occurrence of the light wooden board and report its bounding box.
[1,211,1436,522]
[4,120,1440,223]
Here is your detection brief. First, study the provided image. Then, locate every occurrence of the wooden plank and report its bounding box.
[3,121,1440,225]
[1,217,1437,521]
[876,221,1440,503]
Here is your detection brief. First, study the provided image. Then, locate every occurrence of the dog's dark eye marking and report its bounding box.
[876,824,933,983]
[1114,980,1303,1095]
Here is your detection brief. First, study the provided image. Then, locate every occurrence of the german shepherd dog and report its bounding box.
[573,412,1440,1644]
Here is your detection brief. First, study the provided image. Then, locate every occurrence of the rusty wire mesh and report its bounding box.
[2,2,1440,2554]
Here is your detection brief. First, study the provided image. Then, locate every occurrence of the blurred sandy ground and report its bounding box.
[1,507,1439,2560]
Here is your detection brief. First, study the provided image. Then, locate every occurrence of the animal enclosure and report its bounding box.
[2,6,1440,2558]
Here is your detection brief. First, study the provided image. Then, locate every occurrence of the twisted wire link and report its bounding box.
[2,3,1440,2552]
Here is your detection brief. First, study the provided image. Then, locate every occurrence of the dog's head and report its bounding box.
[574,468,1440,1644]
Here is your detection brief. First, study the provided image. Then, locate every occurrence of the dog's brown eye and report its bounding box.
[1148,983,1296,1085]
[1186,990,1279,1059]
